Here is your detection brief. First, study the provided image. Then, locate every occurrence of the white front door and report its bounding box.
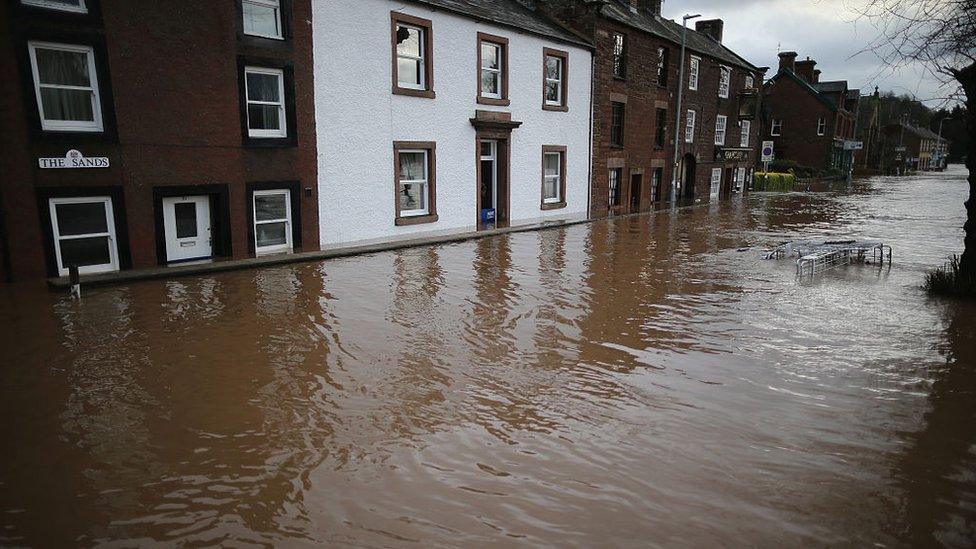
[162,196,212,263]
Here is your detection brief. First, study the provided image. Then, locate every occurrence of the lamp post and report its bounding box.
[936,116,951,170]
[671,13,701,204]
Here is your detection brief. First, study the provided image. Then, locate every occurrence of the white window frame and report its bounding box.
[398,149,430,217]
[253,189,293,255]
[817,117,826,136]
[242,0,283,40]
[714,115,727,145]
[608,168,621,206]
[710,168,722,200]
[21,0,86,13]
[244,66,287,139]
[685,109,696,143]
[740,119,751,147]
[481,41,503,99]
[689,56,700,91]
[544,55,564,106]
[771,118,782,136]
[744,75,754,89]
[396,24,426,90]
[543,151,562,204]
[718,66,731,98]
[48,196,119,277]
[28,41,103,132]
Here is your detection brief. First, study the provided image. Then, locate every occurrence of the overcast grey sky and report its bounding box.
[660,0,949,105]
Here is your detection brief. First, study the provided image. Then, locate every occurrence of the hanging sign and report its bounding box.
[38,149,110,169]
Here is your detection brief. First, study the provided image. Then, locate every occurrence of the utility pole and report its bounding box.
[936,116,951,170]
[670,13,700,204]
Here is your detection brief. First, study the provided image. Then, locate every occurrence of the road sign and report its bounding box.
[761,141,774,162]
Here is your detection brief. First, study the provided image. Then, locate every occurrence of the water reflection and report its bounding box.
[0,168,974,546]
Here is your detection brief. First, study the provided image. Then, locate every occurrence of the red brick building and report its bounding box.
[762,52,861,173]
[535,0,763,216]
[0,0,318,282]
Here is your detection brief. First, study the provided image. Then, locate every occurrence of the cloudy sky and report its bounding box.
[660,0,950,106]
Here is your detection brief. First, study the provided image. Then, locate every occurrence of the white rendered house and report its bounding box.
[313,0,593,249]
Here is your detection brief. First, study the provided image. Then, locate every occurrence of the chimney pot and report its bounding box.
[778,51,797,72]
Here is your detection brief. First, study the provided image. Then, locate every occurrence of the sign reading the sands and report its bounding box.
[38,149,110,169]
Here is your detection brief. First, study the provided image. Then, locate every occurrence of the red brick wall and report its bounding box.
[0,0,318,281]
[762,74,836,169]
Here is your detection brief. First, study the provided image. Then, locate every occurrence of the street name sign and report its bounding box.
[38,149,110,169]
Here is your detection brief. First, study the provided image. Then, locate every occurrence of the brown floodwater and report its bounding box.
[1,167,974,547]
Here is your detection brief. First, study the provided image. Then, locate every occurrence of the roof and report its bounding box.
[812,80,847,94]
[598,1,759,71]
[765,69,839,112]
[405,0,591,48]
[887,123,949,142]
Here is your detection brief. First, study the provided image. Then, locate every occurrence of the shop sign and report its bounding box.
[715,147,751,162]
[843,140,863,151]
[38,149,110,169]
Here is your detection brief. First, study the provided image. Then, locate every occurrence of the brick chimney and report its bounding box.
[628,0,663,15]
[778,51,797,72]
[813,69,821,83]
[795,57,817,83]
[695,19,723,42]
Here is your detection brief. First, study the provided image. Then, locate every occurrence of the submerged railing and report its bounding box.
[764,239,892,277]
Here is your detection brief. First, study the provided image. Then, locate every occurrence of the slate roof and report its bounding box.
[907,125,945,141]
[405,0,591,48]
[598,0,759,71]
[766,69,839,112]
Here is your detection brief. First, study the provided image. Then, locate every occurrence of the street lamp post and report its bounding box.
[671,13,701,204]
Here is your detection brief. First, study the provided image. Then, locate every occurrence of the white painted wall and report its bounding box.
[313,0,593,249]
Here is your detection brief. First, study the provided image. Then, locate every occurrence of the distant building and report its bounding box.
[881,123,951,173]
[762,52,861,174]
[538,0,763,215]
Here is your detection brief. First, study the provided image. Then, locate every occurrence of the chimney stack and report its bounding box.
[778,51,797,72]
[795,57,817,83]
[813,69,821,83]
[695,19,724,43]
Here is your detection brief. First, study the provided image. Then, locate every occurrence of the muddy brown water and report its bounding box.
[1,167,974,547]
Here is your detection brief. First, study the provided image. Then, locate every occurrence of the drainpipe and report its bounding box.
[671,13,701,203]
[587,48,595,219]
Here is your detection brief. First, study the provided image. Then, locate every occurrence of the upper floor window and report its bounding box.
[740,120,751,147]
[477,33,509,105]
[714,115,727,145]
[656,46,669,87]
[685,109,696,143]
[689,56,700,90]
[744,75,754,89]
[718,67,731,98]
[242,0,282,39]
[245,66,286,138]
[610,102,625,147]
[28,42,103,132]
[817,117,826,136]
[771,118,782,136]
[612,33,626,79]
[655,108,666,148]
[21,0,86,13]
[392,13,434,98]
[543,48,568,110]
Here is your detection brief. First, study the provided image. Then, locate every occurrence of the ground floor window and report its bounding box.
[253,190,292,255]
[609,167,622,208]
[541,145,566,209]
[48,196,118,276]
[393,141,438,225]
[710,168,722,200]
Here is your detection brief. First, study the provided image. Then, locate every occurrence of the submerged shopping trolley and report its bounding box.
[763,239,892,277]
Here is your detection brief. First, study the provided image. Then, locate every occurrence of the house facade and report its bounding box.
[536,0,763,216]
[0,0,318,282]
[881,123,950,173]
[313,0,593,250]
[762,52,861,174]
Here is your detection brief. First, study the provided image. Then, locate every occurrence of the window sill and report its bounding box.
[477,96,510,107]
[395,213,439,226]
[613,75,627,81]
[541,201,566,211]
[543,104,569,112]
[244,136,297,148]
[393,87,436,99]
[609,144,624,149]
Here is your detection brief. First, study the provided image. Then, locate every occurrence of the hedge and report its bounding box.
[752,172,796,191]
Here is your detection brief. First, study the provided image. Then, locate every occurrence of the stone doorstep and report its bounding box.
[47,201,709,290]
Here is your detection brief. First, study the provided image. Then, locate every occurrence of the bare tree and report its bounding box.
[857,0,976,280]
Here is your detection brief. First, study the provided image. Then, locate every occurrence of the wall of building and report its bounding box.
[762,75,835,169]
[313,0,593,249]
[0,0,319,281]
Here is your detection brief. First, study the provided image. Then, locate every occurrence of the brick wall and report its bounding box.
[762,74,836,169]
